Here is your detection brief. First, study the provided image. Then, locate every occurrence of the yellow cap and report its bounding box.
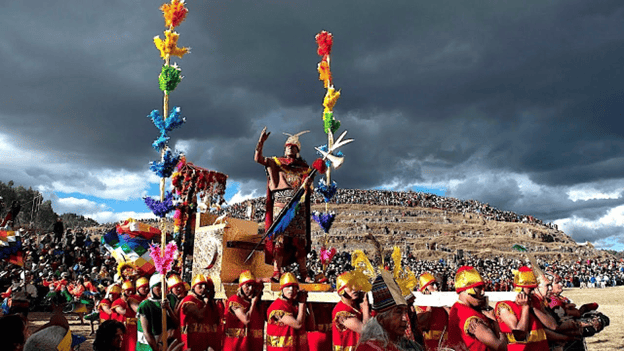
[455,266,485,294]
[336,272,353,293]
[122,280,134,291]
[418,272,436,292]
[136,277,149,289]
[279,272,299,289]
[239,270,256,287]
[108,284,122,295]
[514,266,538,288]
[191,274,208,289]
[167,274,184,291]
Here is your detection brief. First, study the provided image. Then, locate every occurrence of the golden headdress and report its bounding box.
[280,272,299,289]
[239,270,256,287]
[455,266,485,294]
[391,247,418,301]
[514,266,538,289]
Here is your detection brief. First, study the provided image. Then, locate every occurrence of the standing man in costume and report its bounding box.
[223,270,265,351]
[332,271,370,351]
[447,266,507,351]
[179,274,223,351]
[137,274,178,351]
[416,272,449,351]
[494,267,555,351]
[255,127,314,282]
[266,272,314,351]
[112,280,140,351]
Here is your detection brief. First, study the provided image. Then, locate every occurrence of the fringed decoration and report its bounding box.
[159,64,183,92]
[312,210,336,233]
[165,106,186,131]
[391,246,402,279]
[160,0,188,28]
[351,270,373,292]
[323,86,341,112]
[149,241,178,275]
[320,246,337,267]
[323,111,341,134]
[150,149,181,178]
[312,158,327,174]
[154,30,190,59]
[152,134,170,151]
[315,30,333,58]
[317,60,332,88]
[144,191,176,218]
[316,178,338,202]
[148,110,167,132]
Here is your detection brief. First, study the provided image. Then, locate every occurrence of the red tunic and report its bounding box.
[98,298,112,323]
[332,301,361,351]
[416,306,448,351]
[179,294,223,351]
[309,303,333,351]
[495,297,548,351]
[223,294,264,351]
[266,297,308,351]
[447,302,494,351]
[112,297,138,351]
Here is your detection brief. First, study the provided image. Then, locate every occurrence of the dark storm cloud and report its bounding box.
[2,1,624,245]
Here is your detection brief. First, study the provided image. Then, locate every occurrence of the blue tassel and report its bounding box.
[316,178,338,202]
[315,144,344,168]
[144,191,176,218]
[152,133,170,150]
[148,110,166,132]
[312,211,336,233]
[150,149,181,178]
[165,106,186,132]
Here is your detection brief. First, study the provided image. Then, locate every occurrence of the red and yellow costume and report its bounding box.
[495,267,548,351]
[224,294,265,350]
[98,298,113,323]
[332,301,361,351]
[309,303,333,351]
[417,273,448,351]
[179,274,223,351]
[112,295,139,351]
[267,296,309,351]
[447,266,494,351]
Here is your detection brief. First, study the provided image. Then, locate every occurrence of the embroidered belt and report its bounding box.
[505,329,547,344]
[125,318,137,326]
[423,330,443,340]
[334,346,356,351]
[226,328,263,338]
[317,323,332,333]
[181,323,218,334]
[266,334,307,347]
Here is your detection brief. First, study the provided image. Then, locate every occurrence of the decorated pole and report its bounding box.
[314,31,348,277]
[145,0,189,348]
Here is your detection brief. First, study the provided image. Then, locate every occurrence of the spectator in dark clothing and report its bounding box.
[53,218,64,243]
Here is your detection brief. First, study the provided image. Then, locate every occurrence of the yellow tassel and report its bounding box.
[154,30,190,59]
[317,61,331,88]
[351,250,376,281]
[392,246,402,279]
[351,270,373,293]
[323,86,341,113]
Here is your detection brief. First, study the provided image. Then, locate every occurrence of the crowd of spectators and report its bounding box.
[224,189,560,230]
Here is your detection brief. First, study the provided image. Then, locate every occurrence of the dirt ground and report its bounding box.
[26,286,621,351]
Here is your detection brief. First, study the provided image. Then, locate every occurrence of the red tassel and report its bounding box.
[315,31,333,57]
[313,158,327,173]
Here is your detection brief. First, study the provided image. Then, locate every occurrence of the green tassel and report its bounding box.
[159,65,183,92]
[323,111,341,134]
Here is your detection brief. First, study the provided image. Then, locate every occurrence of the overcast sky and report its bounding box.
[1,0,623,250]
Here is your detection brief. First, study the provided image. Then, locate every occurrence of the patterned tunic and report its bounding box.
[447,302,494,351]
[332,301,362,351]
[267,297,309,351]
[223,294,264,351]
[495,297,548,351]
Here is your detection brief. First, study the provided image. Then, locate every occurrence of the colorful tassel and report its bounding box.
[317,60,332,88]
[312,158,327,174]
[316,178,338,202]
[165,106,186,131]
[144,192,176,218]
[159,64,183,92]
[149,149,181,178]
[152,134,170,150]
[154,30,190,59]
[312,210,336,233]
[316,144,343,168]
[323,112,341,134]
[149,241,178,274]
[315,31,333,58]
[160,0,188,28]
[320,246,337,266]
[323,86,341,112]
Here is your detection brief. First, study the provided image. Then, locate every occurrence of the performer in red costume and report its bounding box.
[223,270,265,351]
[179,274,223,351]
[495,267,556,351]
[112,280,140,351]
[356,270,422,351]
[136,277,150,303]
[255,127,316,282]
[332,272,370,351]
[416,273,449,351]
[446,266,507,351]
[266,272,314,351]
